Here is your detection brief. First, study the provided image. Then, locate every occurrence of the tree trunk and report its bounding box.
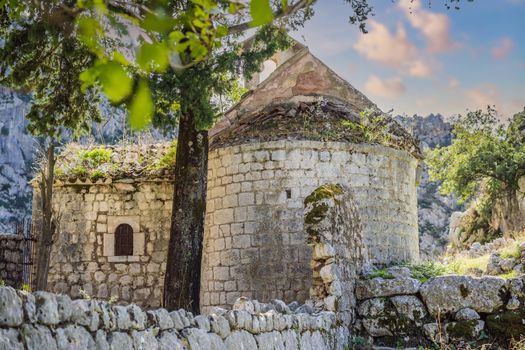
[163,109,209,313]
[34,142,56,291]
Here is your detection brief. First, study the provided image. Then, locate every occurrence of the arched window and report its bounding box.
[115,224,133,256]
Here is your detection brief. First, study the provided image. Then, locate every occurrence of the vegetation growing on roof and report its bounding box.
[52,143,177,182]
[211,99,422,158]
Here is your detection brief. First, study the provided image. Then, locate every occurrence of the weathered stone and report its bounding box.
[158,331,185,350]
[56,294,73,323]
[17,290,36,323]
[420,276,508,316]
[55,325,96,350]
[71,300,99,332]
[500,258,517,272]
[34,291,60,325]
[0,287,23,326]
[0,328,23,350]
[107,332,133,350]
[183,328,212,350]
[20,324,58,350]
[127,304,147,330]
[390,295,427,325]
[294,304,314,314]
[147,308,174,330]
[356,277,421,300]
[270,299,291,314]
[131,330,159,350]
[232,297,255,313]
[113,305,131,330]
[224,330,257,350]
[287,301,299,312]
[386,266,411,279]
[209,313,231,339]
[209,333,227,350]
[256,331,285,350]
[445,320,485,340]
[95,330,110,350]
[281,329,299,349]
[195,314,211,331]
[423,323,446,344]
[454,308,480,321]
[169,310,186,331]
[300,330,328,350]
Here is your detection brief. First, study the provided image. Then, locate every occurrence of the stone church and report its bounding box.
[32,41,422,310]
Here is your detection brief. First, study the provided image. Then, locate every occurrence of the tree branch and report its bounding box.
[227,0,314,36]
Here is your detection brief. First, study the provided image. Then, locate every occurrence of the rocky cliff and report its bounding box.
[396,114,462,259]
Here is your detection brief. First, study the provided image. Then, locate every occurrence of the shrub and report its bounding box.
[79,146,112,165]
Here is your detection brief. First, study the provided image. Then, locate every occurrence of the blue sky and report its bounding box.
[291,0,525,119]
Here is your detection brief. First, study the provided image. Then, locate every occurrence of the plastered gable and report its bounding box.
[211,48,379,137]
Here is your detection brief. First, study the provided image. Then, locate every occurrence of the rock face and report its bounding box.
[0,288,352,350]
[0,88,33,233]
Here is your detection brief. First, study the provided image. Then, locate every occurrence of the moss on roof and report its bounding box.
[52,141,177,183]
[210,96,422,158]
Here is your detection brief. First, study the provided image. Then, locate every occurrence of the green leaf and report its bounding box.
[250,0,274,27]
[77,16,102,53]
[142,11,175,33]
[136,42,170,73]
[98,61,133,103]
[128,79,153,130]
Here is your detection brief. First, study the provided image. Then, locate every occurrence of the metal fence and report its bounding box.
[0,220,36,289]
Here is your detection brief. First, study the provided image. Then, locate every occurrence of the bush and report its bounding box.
[79,146,112,165]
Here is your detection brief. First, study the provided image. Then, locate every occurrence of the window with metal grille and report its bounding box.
[115,224,133,256]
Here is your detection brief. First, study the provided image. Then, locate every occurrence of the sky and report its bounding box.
[291,0,525,119]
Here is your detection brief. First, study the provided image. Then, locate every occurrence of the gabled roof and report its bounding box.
[210,46,422,158]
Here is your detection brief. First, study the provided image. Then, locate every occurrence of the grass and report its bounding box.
[447,254,490,275]
[367,268,394,279]
[405,262,452,283]
[499,243,521,259]
[497,270,519,279]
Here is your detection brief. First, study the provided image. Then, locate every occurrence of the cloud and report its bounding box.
[353,20,433,77]
[491,37,514,59]
[364,75,406,98]
[398,0,456,53]
[465,84,525,118]
[448,78,460,88]
[465,85,501,108]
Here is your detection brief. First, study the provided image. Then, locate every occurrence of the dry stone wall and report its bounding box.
[202,140,419,311]
[0,287,351,350]
[355,270,525,348]
[32,180,173,308]
[0,235,24,288]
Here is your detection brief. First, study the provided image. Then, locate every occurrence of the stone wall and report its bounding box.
[202,140,419,311]
[355,270,525,348]
[32,180,173,308]
[0,287,351,350]
[0,235,24,288]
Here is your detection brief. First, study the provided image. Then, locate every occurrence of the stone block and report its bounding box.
[0,287,23,326]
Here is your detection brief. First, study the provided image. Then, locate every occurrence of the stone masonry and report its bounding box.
[33,180,173,309]
[0,287,351,350]
[0,235,25,288]
[201,140,419,311]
